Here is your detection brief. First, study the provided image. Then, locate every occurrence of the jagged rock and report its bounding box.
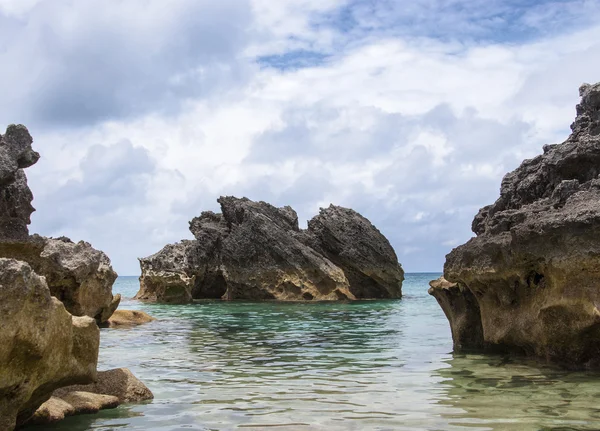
[0,235,120,323]
[430,82,600,369]
[0,125,40,241]
[0,125,119,323]
[102,309,156,328]
[0,258,99,430]
[137,197,403,302]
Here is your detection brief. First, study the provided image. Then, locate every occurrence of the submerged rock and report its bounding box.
[0,259,99,430]
[430,82,600,368]
[137,197,403,302]
[0,125,119,324]
[102,309,156,328]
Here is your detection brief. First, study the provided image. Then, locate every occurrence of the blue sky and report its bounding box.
[1,0,599,274]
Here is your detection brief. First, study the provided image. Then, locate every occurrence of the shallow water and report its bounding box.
[38,274,600,431]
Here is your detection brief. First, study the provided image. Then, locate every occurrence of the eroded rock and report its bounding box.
[0,125,119,323]
[0,259,99,430]
[430,82,600,368]
[137,197,403,302]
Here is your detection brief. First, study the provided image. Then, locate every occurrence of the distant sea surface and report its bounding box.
[37,274,600,431]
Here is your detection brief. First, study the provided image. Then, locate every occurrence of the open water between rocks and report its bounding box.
[38,274,600,431]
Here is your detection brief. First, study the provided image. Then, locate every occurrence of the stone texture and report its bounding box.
[0,125,119,324]
[0,259,99,430]
[0,125,40,241]
[53,368,154,404]
[102,309,156,328]
[28,397,76,424]
[27,369,153,426]
[137,197,403,302]
[56,391,119,415]
[0,235,120,323]
[430,82,600,369]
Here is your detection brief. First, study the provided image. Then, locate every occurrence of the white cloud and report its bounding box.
[3,0,597,274]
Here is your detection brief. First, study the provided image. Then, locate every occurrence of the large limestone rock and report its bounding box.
[0,258,99,430]
[137,197,403,302]
[0,125,120,323]
[430,82,600,369]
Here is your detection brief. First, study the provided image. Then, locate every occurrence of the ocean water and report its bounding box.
[36,274,600,431]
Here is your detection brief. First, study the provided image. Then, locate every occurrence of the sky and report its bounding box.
[1,0,599,274]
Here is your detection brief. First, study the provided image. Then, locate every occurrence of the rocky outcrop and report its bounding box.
[0,125,119,323]
[430,82,600,369]
[0,258,99,430]
[137,197,403,302]
[28,368,154,425]
[0,125,134,430]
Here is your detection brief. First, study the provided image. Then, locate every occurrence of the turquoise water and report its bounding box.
[38,274,600,431]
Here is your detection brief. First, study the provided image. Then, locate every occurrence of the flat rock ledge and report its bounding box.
[136,197,404,303]
[429,82,600,369]
[26,368,153,426]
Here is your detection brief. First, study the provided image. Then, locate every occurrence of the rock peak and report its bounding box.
[571,81,600,137]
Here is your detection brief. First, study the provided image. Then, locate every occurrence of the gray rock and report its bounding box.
[137,197,403,302]
[0,125,39,240]
[430,82,600,369]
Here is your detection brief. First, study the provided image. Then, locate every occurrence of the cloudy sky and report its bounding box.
[1,0,599,274]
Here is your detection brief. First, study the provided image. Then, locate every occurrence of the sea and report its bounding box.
[33,274,600,431]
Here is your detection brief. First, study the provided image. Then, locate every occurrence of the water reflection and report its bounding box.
[435,353,600,431]
[34,275,600,431]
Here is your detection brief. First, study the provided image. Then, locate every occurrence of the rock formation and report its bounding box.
[429,82,600,369]
[0,125,129,430]
[0,125,120,323]
[28,368,154,425]
[137,197,403,302]
[0,258,99,430]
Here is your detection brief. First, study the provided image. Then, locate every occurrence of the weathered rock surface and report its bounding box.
[0,258,99,430]
[0,125,119,323]
[0,125,40,241]
[28,368,153,425]
[137,197,403,302]
[430,82,600,369]
[102,309,156,328]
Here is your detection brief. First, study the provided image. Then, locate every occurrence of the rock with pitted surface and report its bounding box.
[0,258,99,430]
[0,125,40,241]
[137,197,403,303]
[430,82,600,369]
[0,125,120,323]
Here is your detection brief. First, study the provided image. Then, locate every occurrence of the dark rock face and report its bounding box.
[0,125,40,240]
[0,125,120,324]
[137,197,404,303]
[430,82,600,369]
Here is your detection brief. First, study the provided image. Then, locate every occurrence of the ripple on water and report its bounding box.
[32,274,600,431]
